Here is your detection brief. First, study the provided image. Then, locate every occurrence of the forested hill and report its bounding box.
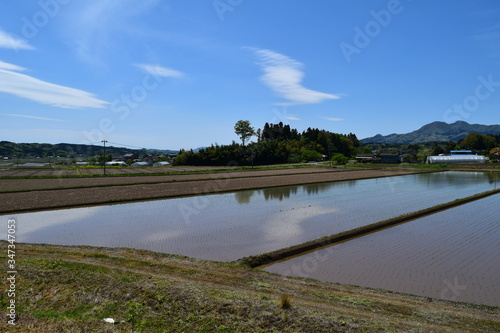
[174,122,360,166]
[361,121,500,144]
[0,141,176,158]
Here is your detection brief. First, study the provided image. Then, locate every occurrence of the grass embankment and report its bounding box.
[1,243,498,332]
[240,189,500,268]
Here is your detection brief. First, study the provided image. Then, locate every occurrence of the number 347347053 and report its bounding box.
[7,219,16,267]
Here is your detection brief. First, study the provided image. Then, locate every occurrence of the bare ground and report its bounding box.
[0,165,233,177]
[0,167,337,192]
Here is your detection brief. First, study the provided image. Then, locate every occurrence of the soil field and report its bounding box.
[0,168,423,214]
[0,167,337,192]
[0,165,233,177]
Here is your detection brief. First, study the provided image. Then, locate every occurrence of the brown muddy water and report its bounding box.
[264,194,500,306]
[3,171,498,264]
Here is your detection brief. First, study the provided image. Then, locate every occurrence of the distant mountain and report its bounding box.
[148,148,179,154]
[361,121,500,144]
[0,141,178,158]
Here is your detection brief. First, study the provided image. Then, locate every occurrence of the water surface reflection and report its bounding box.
[2,171,499,262]
[265,194,500,306]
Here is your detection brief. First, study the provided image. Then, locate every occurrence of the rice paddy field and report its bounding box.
[2,170,499,306]
[264,194,500,306]
[2,172,496,259]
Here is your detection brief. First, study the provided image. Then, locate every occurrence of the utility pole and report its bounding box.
[102,140,108,175]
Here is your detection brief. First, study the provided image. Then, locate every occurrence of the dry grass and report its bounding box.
[1,242,498,332]
[279,294,292,310]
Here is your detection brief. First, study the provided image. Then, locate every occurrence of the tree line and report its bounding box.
[174,121,360,166]
[175,121,500,166]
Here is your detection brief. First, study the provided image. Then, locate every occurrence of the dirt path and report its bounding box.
[0,168,422,214]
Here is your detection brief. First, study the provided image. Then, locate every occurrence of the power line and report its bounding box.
[84,141,148,150]
[106,141,148,150]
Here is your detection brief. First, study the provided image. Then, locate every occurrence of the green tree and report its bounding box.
[330,153,349,165]
[300,149,323,162]
[431,144,445,156]
[97,152,111,165]
[490,147,500,162]
[234,120,255,146]
[460,133,496,151]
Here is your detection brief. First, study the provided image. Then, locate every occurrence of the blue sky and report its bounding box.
[0,0,499,150]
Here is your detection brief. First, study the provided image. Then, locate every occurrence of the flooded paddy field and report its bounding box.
[2,171,498,263]
[264,194,500,306]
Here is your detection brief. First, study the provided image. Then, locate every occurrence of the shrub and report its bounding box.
[330,153,349,165]
[300,149,323,162]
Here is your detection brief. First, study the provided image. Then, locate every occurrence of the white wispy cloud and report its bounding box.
[65,0,160,67]
[0,66,109,109]
[250,48,340,105]
[263,205,338,243]
[0,60,26,71]
[136,64,185,78]
[286,116,301,120]
[1,113,67,122]
[471,23,500,58]
[0,29,34,50]
[321,117,344,121]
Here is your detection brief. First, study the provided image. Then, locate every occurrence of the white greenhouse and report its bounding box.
[426,150,486,164]
[153,161,170,167]
[131,161,150,167]
[105,161,127,166]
